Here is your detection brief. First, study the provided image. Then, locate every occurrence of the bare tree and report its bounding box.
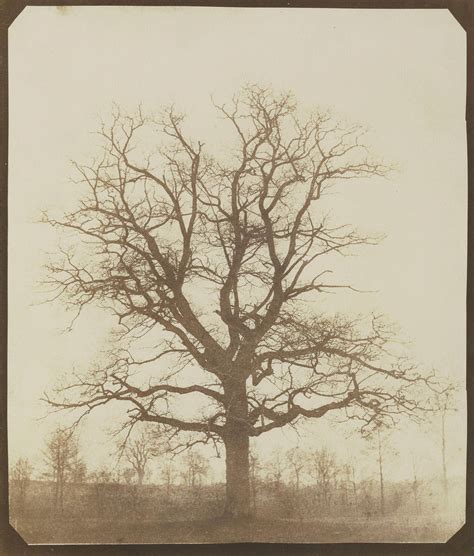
[124,431,156,485]
[285,447,306,495]
[160,457,175,500]
[363,422,396,516]
[43,85,441,517]
[285,447,307,520]
[70,454,87,484]
[266,451,285,494]
[360,478,376,518]
[311,448,337,509]
[340,463,349,506]
[182,451,209,490]
[433,385,457,498]
[376,427,385,515]
[410,453,421,513]
[43,427,80,511]
[10,457,33,515]
[351,465,358,507]
[265,451,290,517]
[121,467,136,485]
[340,462,357,509]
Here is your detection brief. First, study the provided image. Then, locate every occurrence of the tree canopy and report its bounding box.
[42,86,441,515]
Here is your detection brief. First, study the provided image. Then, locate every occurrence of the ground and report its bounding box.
[12,514,462,545]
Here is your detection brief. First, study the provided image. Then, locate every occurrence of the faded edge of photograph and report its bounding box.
[8,6,467,545]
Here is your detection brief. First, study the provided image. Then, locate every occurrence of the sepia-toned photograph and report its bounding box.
[8,6,466,545]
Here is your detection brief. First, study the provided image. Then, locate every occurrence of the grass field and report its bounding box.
[13,513,462,545]
[10,479,464,544]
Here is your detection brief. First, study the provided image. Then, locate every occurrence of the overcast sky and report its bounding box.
[8,7,466,487]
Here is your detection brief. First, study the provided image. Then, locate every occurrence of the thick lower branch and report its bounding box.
[140,411,223,435]
[111,375,224,403]
[250,391,358,436]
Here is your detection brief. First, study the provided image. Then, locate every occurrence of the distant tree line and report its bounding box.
[10,404,459,526]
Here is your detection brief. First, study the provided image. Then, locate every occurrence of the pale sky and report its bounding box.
[8,7,466,488]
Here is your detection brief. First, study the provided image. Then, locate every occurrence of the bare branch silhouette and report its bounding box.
[42,86,441,518]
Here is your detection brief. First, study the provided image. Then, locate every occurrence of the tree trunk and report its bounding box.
[411,456,420,512]
[441,411,448,498]
[223,378,251,518]
[224,433,250,518]
[351,465,357,506]
[377,429,385,515]
[54,477,59,509]
[59,477,64,512]
[249,456,258,513]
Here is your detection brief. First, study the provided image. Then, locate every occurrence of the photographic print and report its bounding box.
[8,6,466,544]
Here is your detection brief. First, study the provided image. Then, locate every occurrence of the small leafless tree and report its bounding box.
[340,462,357,508]
[265,451,292,517]
[69,454,87,484]
[182,451,209,490]
[121,467,135,485]
[311,448,337,509]
[10,457,33,514]
[376,427,385,515]
[410,453,421,513]
[124,431,156,485]
[363,422,396,516]
[350,465,358,507]
[160,457,175,499]
[43,427,80,511]
[285,447,307,520]
[285,447,306,495]
[359,478,376,518]
[266,451,285,494]
[43,85,442,517]
[433,385,457,498]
